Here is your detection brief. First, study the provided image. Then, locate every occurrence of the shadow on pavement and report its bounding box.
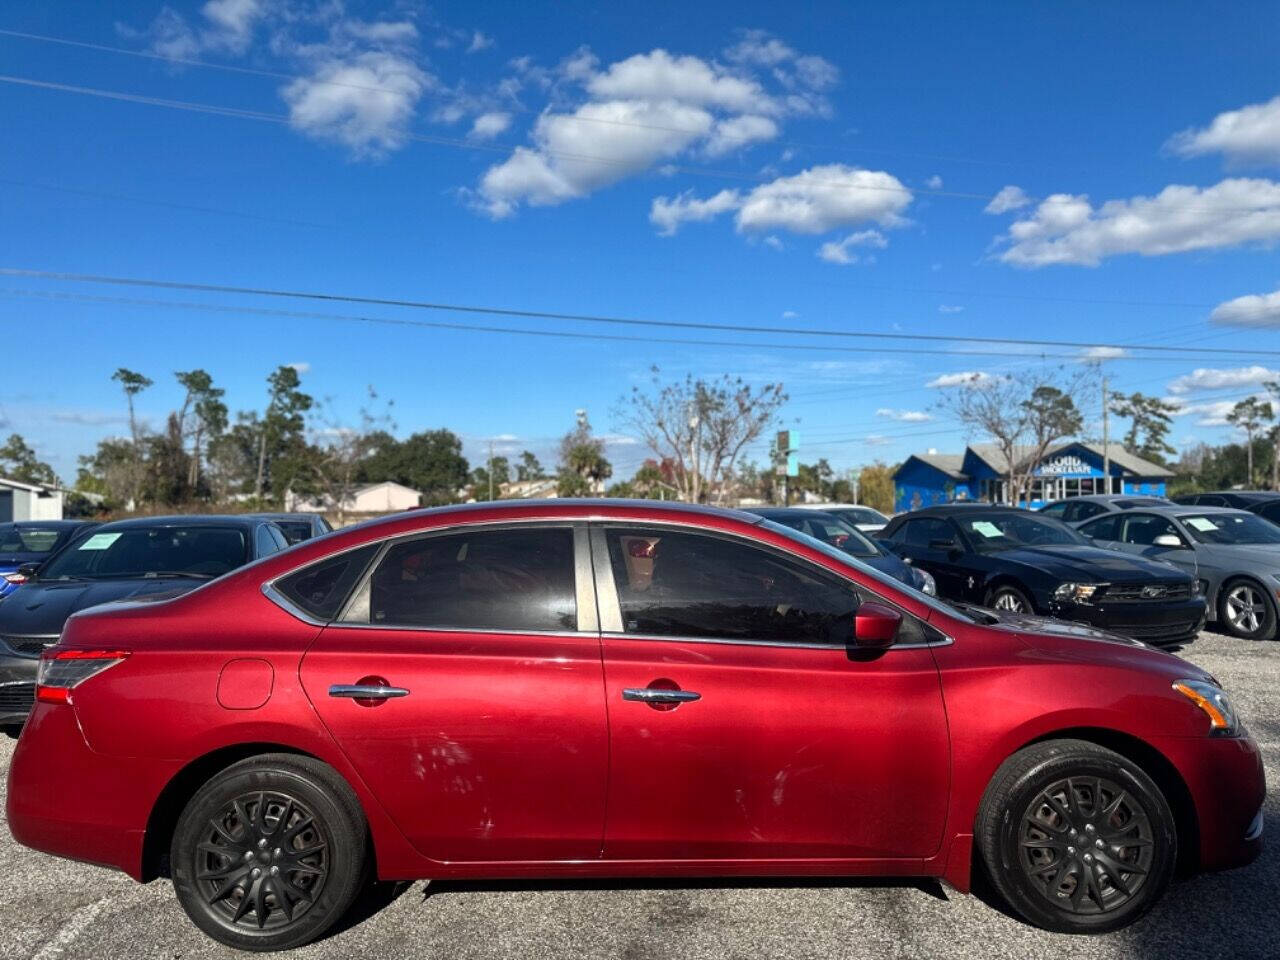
[417,874,950,902]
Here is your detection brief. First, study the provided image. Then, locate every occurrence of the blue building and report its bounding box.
[893,442,1172,513]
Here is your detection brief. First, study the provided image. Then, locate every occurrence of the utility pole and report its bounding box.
[488,440,495,501]
[1101,373,1111,494]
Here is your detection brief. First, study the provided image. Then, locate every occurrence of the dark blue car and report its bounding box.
[0,521,98,600]
[745,507,937,595]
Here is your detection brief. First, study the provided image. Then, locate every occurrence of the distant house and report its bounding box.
[0,476,64,522]
[287,481,423,516]
[892,442,1173,512]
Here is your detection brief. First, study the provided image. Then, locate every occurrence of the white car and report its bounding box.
[793,503,891,534]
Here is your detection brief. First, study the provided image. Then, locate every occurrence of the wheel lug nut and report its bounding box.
[270,866,279,875]
[1083,853,1093,863]
[1095,839,1104,849]
[243,851,254,861]
[251,868,261,878]
[274,848,282,858]
[1067,846,1076,855]
[257,839,268,848]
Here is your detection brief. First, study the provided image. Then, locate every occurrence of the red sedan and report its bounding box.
[6,501,1264,951]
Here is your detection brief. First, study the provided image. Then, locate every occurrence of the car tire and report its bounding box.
[170,753,369,952]
[985,584,1034,615]
[1217,578,1277,641]
[977,739,1176,934]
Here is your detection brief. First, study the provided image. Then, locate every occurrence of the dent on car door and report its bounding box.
[590,523,949,862]
[295,524,609,862]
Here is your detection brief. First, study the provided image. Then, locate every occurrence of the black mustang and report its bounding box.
[879,505,1206,646]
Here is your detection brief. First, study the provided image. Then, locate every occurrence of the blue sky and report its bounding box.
[3,0,1280,482]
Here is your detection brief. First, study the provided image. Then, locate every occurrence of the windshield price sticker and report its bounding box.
[971,521,1004,538]
[1185,517,1219,532]
[78,532,123,551]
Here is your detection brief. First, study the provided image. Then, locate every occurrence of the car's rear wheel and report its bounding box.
[171,754,368,951]
[986,585,1033,614]
[1217,579,1277,641]
[977,739,1176,933]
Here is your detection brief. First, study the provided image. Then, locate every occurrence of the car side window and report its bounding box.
[276,544,381,621]
[1119,514,1179,546]
[1039,502,1068,518]
[602,527,862,645]
[1199,495,1227,507]
[904,518,955,548]
[269,525,290,551]
[360,527,577,632]
[1073,501,1106,521]
[255,525,281,557]
[1079,514,1120,541]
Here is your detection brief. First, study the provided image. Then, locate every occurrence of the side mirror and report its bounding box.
[4,563,39,586]
[1152,534,1183,548]
[854,601,902,648]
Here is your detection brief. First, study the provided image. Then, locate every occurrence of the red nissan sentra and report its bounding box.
[6,501,1264,951]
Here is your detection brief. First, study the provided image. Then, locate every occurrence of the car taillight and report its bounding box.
[36,649,131,704]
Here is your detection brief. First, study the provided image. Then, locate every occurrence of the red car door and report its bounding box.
[592,524,950,862]
[297,524,609,862]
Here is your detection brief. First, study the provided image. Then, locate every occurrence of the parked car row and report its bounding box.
[4,497,1263,950]
[0,512,330,731]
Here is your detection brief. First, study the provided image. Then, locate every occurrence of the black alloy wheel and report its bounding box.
[978,739,1176,933]
[171,754,368,951]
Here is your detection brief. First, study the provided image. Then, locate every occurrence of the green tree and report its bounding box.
[1109,391,1177,463]
[858,463,895,514]
[359,429,469,505]
[254,365,314,504]
[557,410,612,497]
[175,369,227,493]
[516,450,545,482]
[0,434,57,487]
[1226,396,1273,487]
[111,367,153,505]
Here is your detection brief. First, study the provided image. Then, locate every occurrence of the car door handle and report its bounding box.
[622,687,701,704]
[329,683,409,700]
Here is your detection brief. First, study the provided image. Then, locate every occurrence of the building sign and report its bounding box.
[1036,455,1092,477]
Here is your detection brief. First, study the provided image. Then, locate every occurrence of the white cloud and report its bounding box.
[876,408,933,422]
[467,30,495,53]
[650,188,741,235]
[282,51,430,157]
[469,111,512,139]
[781,309,799,319]
[1080,345,1127,359]
[1167,365,1280,395]
[864,434,893,446]
[475,40,837,217]
[136,0,267,57]
[984,184,1030,214]
[286,361,311,374]
[817,228,888,265]
[1168,95,1280,165]
[925,174,943,189]
[938,304,964,314]
[1169,397,1266,427]
[763,235,784,250]
[927,371,991,388]
[725,31,795,67]
[1209,288,1280,327]
[996,179,1280,267]
[736,165,912,234]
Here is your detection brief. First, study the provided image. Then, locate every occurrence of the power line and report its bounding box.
[4,266,1276,359]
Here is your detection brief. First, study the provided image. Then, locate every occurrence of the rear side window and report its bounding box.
[276,544,380,621]
[360,527,577,632]
[1038,502,1068,518]
[1079,514,1120,541]
[1071,501,1107,521]
[255,525,281,557]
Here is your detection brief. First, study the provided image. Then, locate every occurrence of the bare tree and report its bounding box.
[936,370,1089,505]
[618,368,786,504]
[111,367,152,507]
[309,387,396,524]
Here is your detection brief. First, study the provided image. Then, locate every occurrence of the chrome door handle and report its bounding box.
[329,683,410,699]
[622,687,701,704]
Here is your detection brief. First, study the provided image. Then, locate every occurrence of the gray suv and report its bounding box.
[1037,494,1171,525]
[1078,504,1280,641]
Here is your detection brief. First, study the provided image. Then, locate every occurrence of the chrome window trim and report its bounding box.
[587,519,950,651]
[263,520,595,636]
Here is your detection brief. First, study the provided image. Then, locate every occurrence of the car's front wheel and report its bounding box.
[1218,578,1277,641]
[171,754,369,951]
[977,739,1176,933]
[986,584,1033,614]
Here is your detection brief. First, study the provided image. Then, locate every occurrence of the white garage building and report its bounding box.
[0,476,64,522]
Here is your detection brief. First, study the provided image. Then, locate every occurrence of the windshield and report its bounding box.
[39,526,249,581]
[955,513,1088,553]
[0,525,68,556]
[1179,513,1280,545]
[761,519,975,623]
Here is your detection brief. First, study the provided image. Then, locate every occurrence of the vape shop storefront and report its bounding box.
[893,442,1172,513]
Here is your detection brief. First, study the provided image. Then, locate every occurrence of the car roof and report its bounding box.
[0,519,94,530]
[348,498,762,532]
[247,512,319,522]
[1117,504,1252,517]
[91,514,268,531]
[894,504,1022,517]
[1188,490,1280,501]
[745,506,839,520]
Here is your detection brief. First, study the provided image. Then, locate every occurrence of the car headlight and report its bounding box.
[1053,582,1101,603]
[1173,679,1239,736]
[911,567,937,596]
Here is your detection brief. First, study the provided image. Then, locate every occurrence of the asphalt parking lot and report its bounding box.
[1,631,1275,960]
